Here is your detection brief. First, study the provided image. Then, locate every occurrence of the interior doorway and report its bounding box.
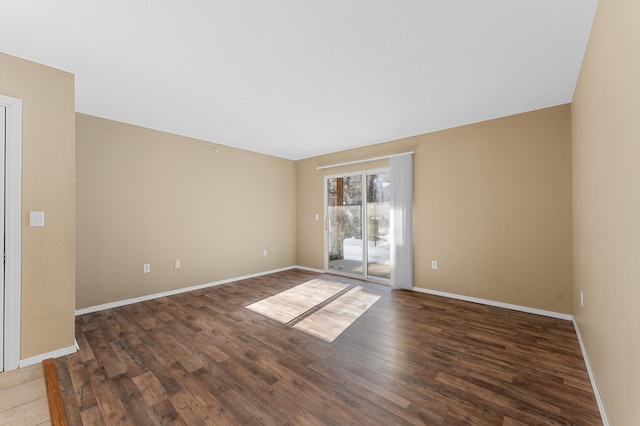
[325,169,391,283]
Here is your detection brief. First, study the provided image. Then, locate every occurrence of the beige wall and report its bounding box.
[297,105,573,314]
[0,52,76,358]
[572,0,640,424]
[76,114,296,309]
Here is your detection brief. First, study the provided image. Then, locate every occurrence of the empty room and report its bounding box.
[0,0,638,424]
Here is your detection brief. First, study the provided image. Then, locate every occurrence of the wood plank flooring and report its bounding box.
[0,363,51,425]
[54,270,602,425]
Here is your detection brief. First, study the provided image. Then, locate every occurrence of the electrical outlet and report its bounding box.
[174,260,181,269]
[263,249,268,257]
[143,264,150,273]
[432,260,438,270]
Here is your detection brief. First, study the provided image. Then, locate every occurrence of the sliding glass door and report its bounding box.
[326,169,390,282]
[327,174,363,275]
[366,172,391,279]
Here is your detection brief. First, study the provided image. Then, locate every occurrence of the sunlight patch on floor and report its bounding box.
[245,279,349,323]
[245,279,380,342]
[293,286,380,342]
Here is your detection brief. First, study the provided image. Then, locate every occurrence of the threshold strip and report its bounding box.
[43,358,67,426]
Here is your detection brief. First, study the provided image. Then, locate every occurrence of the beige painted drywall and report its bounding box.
[0,52,76,359]
[572,0,640,424]
[76,114,296,309]
[297,105,573,314]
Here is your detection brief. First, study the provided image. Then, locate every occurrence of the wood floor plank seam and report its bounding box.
[54,270,603,425]
[0,364,52,425]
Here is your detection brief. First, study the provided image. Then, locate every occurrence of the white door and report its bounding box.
[0,105,5,372]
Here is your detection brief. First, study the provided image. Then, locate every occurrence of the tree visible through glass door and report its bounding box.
[366,172,390,279]
[326,170,390,281]
[327,175,363,276]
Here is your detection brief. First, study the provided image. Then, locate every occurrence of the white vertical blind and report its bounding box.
[390,153,414,289]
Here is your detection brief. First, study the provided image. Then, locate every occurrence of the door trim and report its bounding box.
[1,95,22,371]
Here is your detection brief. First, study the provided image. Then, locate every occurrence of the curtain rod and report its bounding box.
[316,151,414,170]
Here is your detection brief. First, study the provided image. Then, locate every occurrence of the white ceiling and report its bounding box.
[0,1,597,160]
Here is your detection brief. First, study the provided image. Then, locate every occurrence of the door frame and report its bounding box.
[323,167,390,284]
[1,95,23,372]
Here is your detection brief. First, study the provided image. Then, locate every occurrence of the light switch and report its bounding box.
[29,211,44,227]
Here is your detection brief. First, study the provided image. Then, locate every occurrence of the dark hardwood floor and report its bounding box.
[55,270,602,425]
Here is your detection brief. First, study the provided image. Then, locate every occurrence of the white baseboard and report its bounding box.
[411,286,573,321]
[411,286,607,425]
[19,344,77,368]
[20,267,323,370]
[572,318,609,426]
[75,266,299,316]
[70,268,607,425]
[294,265,325,274]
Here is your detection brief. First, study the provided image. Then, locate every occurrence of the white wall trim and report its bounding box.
[1,95,22,372]
[75,266,299,316]
[572,318,609,425]
[72,267,608,426]
[412,286,607,424]
[19,344,76,368]
[294,265,325,274]
[411,287,573,321]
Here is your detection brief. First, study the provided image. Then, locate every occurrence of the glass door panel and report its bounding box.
[326,169,391,283]
[327,175,363,276]
[366,172,391,279]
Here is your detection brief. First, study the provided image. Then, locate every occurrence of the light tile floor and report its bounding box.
[0,363,51,425]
